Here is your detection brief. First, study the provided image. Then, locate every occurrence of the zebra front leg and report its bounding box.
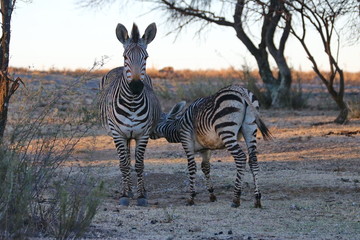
[186,154,197,206]
[200,150,216,202]
[181,131,197,205]
[135,136,149,206]
[225,141,247,208]
[115,138,132,206]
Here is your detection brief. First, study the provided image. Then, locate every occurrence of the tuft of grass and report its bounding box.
[162,207,176,223]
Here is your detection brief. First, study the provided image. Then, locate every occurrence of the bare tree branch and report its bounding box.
[159,0,234,27]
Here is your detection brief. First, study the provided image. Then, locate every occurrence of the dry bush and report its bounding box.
[348,94,360,118]
[0,64,104,239]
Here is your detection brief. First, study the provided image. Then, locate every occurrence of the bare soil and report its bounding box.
[72,110,360,240]
[9,71,359,239]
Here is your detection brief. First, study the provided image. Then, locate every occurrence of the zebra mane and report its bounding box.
[131,23,140,43]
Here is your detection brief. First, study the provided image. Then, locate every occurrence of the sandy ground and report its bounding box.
[70,110,360,240]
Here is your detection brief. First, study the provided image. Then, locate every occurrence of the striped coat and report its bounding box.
[151,85,271,207]
[99,23,161,207]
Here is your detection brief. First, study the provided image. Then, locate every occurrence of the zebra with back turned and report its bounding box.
[150,85,271,208]
[100,23,161,206]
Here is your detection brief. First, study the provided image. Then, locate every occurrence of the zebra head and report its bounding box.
[116,22,157,94]
[150,101,186,140]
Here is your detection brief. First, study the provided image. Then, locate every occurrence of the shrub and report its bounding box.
[49,177,104,239]
[291,72,308,109]
[0,62,104,239]
[348,95,360,118]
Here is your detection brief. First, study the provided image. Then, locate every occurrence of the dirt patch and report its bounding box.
[69,110,360,239]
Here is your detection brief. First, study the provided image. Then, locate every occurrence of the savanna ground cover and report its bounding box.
[3,67,360,239]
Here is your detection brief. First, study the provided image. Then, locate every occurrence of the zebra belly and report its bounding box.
[114,116,150,139]
[195,130,225,150]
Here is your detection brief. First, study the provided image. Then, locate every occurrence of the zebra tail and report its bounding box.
[256,117,273,141]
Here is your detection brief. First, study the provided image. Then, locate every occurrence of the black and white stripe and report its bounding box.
[150,85,271,208]
[100,23,161,206]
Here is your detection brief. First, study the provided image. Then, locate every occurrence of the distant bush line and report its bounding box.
[9,66,360,85]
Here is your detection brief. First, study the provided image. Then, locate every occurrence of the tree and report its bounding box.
[0,0,22,142]
[154,0,295,107]
[83,0,293,108]
[287,0,359,123]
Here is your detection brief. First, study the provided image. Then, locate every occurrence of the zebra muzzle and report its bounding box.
[129,79,144,95]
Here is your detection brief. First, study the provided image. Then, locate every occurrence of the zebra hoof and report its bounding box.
[210,194,217,202]
[231,200,240,208]
[254,199,262,208]
[119,197,130,206]
[186,199,195,206]
[255,193,262,208]
[137,197,148,207]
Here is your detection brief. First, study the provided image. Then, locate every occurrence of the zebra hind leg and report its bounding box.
[224,140,247,208]
[249,150,262,208]
[242,120,262,208]
[200,150,216,202]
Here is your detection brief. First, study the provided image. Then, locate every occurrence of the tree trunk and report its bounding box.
[334,106,348,124]
[0,77,9,140]
[330,72,348,124]
[234,0,276,107]
[0,0,13,142]
[270,57,292,108]
[265,0,292,108]
[253,47,276,106]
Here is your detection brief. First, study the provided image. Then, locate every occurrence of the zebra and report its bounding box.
[99,23,161,207]
[150,85,272,208]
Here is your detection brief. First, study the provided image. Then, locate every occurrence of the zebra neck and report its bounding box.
[119,73,144,97]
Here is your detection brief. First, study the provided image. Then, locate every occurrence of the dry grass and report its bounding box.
[73,110,360,240]
[5,67,360,239]
[9,67,360,85]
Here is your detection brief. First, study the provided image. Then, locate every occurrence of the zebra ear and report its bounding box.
[142,22,157,44]
[116,23,129,44]
[168,101,186,120]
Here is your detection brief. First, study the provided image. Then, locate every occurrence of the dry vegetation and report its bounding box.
[74,110,360,240]
[9,66,360,85]
[2,67,360,239]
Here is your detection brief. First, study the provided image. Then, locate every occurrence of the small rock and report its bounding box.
[341,178,350,182]
[228,230,233,235]
[150,220,158,224]
[290,204,302,211]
